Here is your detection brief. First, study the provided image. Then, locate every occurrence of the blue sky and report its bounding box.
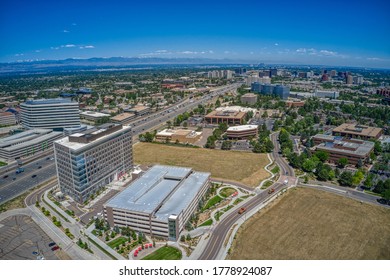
[0,0,389,67]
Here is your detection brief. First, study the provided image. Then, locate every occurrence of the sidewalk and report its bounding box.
[43,189,125,260]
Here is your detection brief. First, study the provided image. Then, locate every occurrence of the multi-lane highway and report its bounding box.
[0,156,57,204]
[129,83,240,135]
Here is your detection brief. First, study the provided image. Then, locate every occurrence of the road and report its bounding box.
[198,133,294,260]
[0,156,57,205]
[129,83,240,136]
[0,83,241,205]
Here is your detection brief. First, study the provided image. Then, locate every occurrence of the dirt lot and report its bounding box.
[133,143,270,188]
[228,188,390,260]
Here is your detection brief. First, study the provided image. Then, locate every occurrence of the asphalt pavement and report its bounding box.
[0,156,57,205]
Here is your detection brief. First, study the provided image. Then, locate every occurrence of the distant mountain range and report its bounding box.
[0,56,386,75]
[0,57,249,74]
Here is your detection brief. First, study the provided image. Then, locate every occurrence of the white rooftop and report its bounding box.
[227,125,258,132]
[105,165,210,221]
[54,125,131,152]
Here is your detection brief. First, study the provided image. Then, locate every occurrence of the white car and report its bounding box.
[283,179,288,185]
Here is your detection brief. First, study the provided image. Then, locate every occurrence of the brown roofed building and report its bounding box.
[111,113,136,124]
[155,129,202,144]
[286,100,305,107]
[313,134,374,165]
[205,110,246,125]
[332,123,382,140]
[240,93,257,105]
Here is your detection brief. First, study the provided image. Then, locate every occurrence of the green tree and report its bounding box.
[302,159,316,172]
[315,150,329,162]
[339,171,353,186]
[337,158,349,168]
[221,140,232,150]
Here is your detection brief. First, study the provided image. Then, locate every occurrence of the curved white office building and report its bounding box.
[21,99,80,130]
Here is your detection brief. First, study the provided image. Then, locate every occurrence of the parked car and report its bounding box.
[238,207,246,214]
[48,242,56,247]
[51,246,60,251]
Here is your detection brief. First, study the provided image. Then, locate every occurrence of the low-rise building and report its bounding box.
[104,165,210,240]
[0,129,63,160]
[313,134,374,165]
[226,125,258,139]
[0,112,17,126]
[286,100,305,107]
[205,110,246,125]
[125,105,151,116]
[314,90,339,99]
[155,129,202,144]
[240,93,258,105]
[332,123,382,140]
[80,111,110,123]
[111,113,136,124]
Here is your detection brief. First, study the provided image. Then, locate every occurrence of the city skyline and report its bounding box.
[0,0,389,68]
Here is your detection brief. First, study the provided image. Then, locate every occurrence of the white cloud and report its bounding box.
[84,45,95,49]
[51,47,60,50]
[14,53,24,57]
[63,30,70,33]
[208,50,214,54]
[180,50,197,54]
[35,50,41,53]
[319,50,338,56]
[296,48,307,53]
[59,44,76,48]
[274,43,279,46]
[250,51,254,55]
[367,57,381,61]
[72,23,77,26]
[224,51,230,54]
[155,50,168,53]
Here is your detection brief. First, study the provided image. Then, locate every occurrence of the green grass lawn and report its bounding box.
[219,187,236,198]
[107,236,128,249]
[142,246,182,260]
[271,166,280,174]
[203,195,223,211]
[261,180,274,189]
[233,198,243,205]
[198,219,213,227]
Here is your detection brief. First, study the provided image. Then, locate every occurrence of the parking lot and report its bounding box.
[0,215,69,260]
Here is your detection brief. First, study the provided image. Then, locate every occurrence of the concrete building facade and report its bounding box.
[54,123,132,203]
[313,134,374,165]
[240,93,258,105]
[205,110,246,125]
[226,125,258,139]
[0,129,63,160]
[155,129,202,144]
[20,99,80,130]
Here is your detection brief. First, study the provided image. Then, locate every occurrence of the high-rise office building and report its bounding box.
[54,123,132,203]
[20,98,80,130]
[251,82,290,100]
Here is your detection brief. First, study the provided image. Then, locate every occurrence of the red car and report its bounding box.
[51,246,60,251]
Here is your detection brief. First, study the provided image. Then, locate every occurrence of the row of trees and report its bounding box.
[252,124,274,153]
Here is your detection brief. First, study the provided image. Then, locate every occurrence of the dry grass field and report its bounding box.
[228,187,390,260]
[133,143,270,187]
